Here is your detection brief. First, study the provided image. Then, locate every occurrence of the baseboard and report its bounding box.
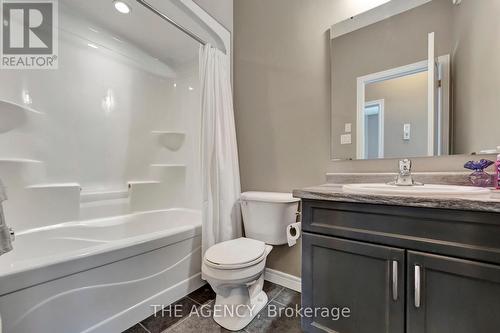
[264,268,301,292]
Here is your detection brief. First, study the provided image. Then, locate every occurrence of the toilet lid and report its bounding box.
[205,238,266,266]
[240,191,300,203]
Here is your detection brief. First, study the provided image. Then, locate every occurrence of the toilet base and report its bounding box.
[213,290,268,331]
[202,244,274,331]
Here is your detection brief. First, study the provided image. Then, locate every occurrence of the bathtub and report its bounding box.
[0,208,204,333]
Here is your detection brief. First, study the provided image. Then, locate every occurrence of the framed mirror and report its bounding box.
[331,0,500,160]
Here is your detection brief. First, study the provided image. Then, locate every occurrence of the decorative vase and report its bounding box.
[464,159,494,187]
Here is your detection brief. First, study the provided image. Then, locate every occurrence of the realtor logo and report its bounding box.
[1,0,58,69]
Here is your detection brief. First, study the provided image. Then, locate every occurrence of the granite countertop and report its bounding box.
[293,184,500,214]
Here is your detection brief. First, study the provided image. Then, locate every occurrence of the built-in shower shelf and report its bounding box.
[127,180,161,187]
[150,164,186,168]
[0,100,44,133]
[26,183,81,190]
[151,131,185,134]
[80,189,129,203]
[150,164,186,180]
[0,100,45,115]
[0,158,43,164]
[151,131,186,151]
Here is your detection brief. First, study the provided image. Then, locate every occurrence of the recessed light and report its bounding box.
[87,43,99,49]
[113,0,131,14]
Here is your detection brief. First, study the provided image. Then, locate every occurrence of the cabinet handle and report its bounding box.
[392,260,398,301]
[414,265,421,308]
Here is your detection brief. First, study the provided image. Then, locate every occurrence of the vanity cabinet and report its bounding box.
[301,199,500,333]
[303,234,405,333]
[406,251,500,333]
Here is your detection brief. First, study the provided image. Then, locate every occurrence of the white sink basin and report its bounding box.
[342,183,491,197]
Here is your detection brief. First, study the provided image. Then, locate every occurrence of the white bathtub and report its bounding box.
[0,208,204,333]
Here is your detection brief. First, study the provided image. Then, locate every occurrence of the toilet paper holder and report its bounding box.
[286,222,302,247]
[286,204,302,247]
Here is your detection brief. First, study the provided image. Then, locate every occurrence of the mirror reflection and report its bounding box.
[331,0,500,160]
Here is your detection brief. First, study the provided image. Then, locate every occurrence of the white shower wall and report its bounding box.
[0,8,202,231]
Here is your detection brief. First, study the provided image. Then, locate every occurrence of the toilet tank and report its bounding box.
[240,192,300,245]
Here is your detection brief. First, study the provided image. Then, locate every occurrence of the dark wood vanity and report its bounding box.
[296,187,500,333]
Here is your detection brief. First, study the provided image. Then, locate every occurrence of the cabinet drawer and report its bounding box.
[302,200,500,265]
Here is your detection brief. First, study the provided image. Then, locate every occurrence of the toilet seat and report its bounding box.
[204,238,266,270]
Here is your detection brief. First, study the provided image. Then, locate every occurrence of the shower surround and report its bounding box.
[0,0,231,332]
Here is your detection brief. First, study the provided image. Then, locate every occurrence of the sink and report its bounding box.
[342,183,492,197]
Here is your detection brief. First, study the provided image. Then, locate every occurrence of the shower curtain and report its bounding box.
[199,44,242,258]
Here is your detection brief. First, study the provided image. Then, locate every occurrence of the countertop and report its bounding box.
[293,184,500,214]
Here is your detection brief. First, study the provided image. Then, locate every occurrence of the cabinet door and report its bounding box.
[407,251,500,333]
[302,233,405,333]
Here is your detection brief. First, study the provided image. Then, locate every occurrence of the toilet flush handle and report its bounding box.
[296,201,302,222]
[296,211,302,222]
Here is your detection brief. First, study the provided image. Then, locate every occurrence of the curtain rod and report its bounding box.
[135,0,208,46]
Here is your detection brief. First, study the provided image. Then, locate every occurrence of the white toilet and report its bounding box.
[202,191,300,331]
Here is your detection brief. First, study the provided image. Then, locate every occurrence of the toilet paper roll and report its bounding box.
[286,222,302,247]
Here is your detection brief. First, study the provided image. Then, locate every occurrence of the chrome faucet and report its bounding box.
[0,179,14,256]
[388,159,422,186]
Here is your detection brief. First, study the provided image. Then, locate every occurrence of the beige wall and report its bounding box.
[365,72,428,158]
[234,0,400,278]
[234,0,353,277]
[452,0,500,154]
[234,0,497,278]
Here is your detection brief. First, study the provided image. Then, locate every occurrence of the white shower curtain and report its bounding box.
[199,44,242,257]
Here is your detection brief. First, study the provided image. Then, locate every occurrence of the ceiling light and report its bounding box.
[113,0,131,14]
[87,43,99,49]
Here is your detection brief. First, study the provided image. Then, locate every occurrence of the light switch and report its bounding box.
[403,123,411,140]
[345,123,352,133]
[341,134,352,145]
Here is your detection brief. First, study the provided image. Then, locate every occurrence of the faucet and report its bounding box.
[0,179,14,256]
[388,159,422,186]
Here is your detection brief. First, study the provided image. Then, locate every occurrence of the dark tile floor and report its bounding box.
[123,281,303,333]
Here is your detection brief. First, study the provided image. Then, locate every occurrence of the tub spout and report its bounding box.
[0,179,13,256]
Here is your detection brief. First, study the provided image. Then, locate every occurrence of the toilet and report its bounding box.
[202,191,300,331]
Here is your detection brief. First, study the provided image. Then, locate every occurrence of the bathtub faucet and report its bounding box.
[0,179,14,256]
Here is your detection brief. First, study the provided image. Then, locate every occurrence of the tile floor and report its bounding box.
[122,281,303,333]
